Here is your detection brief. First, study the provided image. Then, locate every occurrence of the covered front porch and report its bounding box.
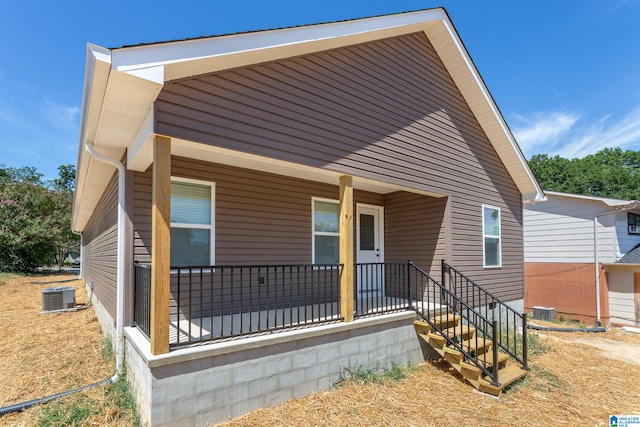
[133,261,444,348]
[133,136,449,354]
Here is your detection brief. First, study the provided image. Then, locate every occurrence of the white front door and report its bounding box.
[356,204,384,297]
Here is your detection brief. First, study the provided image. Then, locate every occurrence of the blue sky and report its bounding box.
[1,0,639,180]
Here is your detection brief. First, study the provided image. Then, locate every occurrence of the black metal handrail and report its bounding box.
[441,260,528,370]
[407,261,501,385]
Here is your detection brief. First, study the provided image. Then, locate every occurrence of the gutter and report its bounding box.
[593,201,639,325]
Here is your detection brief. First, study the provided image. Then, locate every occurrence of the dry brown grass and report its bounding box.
[0,271,136,426]
[1,272,639,426]
[217,325,640,427]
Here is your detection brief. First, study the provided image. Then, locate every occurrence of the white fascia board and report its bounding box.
[125,64,164,85]
[110,9,446,81]
[545,191,635,207]
[603,262,640,268]
[78,44,112,150]
[73,43,112,231]
[127,107,155,172]
[430,18,545,203]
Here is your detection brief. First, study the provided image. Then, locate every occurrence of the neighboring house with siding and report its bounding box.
[73,8,544,426]
[524,191,640,326]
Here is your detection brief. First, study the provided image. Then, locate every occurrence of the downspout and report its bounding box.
[0,143,126,416]
[71,230,83,279]
[84,141,126,383]
[593,202,639,325]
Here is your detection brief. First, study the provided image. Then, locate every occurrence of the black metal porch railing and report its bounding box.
[167,263,342,346]
[441,260,528,369]
[133,262,151,339]
[354,262,413,317]
[133,258,528,375]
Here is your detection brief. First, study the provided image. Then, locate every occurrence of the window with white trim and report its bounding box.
[170,178,215,267]
[312,198,339,264]
[482,205,501,268]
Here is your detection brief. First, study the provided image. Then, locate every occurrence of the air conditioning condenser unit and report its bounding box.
[42,286,76,313]
[532,306,555,322]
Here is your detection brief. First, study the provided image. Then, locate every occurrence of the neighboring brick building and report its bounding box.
[524,191,640,326]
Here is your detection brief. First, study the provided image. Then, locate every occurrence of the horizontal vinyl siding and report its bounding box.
[449,196,523,301]
[156,33,515,195]
[384,192,447,278]
[524,197,617,263]
[155,32,524,300]
[133,158,387,265]
[83,171,118,320]
[133,172,152,264]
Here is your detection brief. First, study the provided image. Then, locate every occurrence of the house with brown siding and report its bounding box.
[73,8,543,425]
[524,191,640,326]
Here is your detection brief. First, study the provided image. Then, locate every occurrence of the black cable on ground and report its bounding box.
[527,323,607,333]
[0,378,113,416]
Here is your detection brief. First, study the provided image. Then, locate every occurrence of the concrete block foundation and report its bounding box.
[125,312,428,426]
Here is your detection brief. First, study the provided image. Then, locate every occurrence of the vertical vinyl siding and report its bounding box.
[155,32,524,300]
[608,268,639,326]
[83,171,118,319]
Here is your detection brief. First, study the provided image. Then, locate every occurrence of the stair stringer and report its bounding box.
[414,318,526,396]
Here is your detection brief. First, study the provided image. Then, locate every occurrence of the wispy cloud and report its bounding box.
[511,111,579,156]
[42,98,80,131]
[0,78,79,133]
[511,107,640,159]
[0,78,79,178]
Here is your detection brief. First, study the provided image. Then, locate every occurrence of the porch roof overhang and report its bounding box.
[73,7,544,231]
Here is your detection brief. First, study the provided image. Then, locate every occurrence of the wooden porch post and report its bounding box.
[340,175,354,322]
[150,135,171,355]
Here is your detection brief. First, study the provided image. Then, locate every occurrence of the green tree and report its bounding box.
[528,154,578,193]
[0,181,58,271]
[0,164,43,185]
[0,165,78,272]
[529,148,640,200]
[0,166,9,184]
[52,164,76,192]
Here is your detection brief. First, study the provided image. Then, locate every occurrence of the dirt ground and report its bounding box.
[1,271,639,426]
[0,271,134,426]
[214,322,640,426]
